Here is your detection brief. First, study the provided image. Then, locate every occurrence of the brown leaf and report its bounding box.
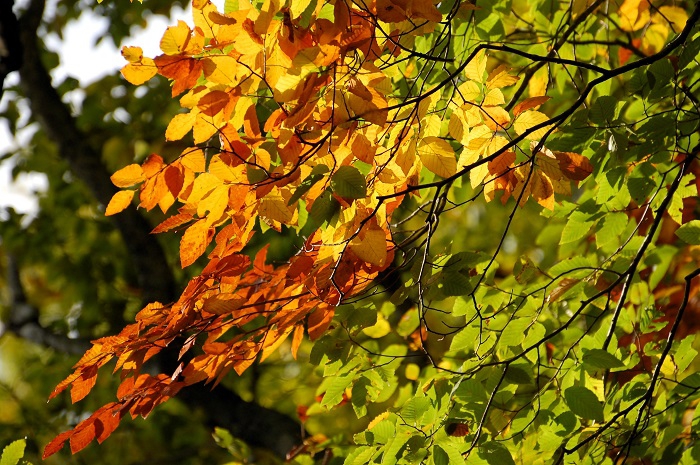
[553,151,594,181]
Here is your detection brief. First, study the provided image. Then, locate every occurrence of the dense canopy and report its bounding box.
[1,0,700,464]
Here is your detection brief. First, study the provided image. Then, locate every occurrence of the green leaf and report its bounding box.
[582,349,625,369]
[589,96,617,124]
[504,364,533,385]
[560,218,593,244]
[437,272,473,296]
[595,213,627,247]
[401,396,431,423]
[564,386,604,422]
[676,220,700,244]
[500,318,532,347]
[454,378,489,402]
[0,439,25,465]
[331,165,367,199]
[306,189,340,229]
[480,441,515,465]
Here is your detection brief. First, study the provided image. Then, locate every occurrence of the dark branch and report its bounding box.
[0,0,23,101]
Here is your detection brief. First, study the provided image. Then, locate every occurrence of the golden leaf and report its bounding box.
[418,136,457,178]
[180,148,206,173]
[514,110,553,140]
[350,229,388,266]
[166,112,196,141]
[486,65,520,89]
[464,49,487,82]
[259,187,294,223]
[160,20,191,55]
[105,190,135,216]
[111,164,145,188]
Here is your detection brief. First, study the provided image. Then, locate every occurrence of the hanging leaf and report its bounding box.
[331,165,367,199]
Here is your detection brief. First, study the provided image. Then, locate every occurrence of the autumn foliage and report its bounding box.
[42,0,700,462]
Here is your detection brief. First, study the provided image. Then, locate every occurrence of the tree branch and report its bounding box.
[0,0,22,101]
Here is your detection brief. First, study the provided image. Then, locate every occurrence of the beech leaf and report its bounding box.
[331,165,367,199]
[105,190,135,216]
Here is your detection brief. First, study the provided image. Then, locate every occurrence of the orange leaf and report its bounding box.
[151,212,194,234]
[105,190,135,216]
[180,220,214,268]
[110,164,144,188]
[512,96,551,117]
[291,324,304,360]
[308,305,334,340]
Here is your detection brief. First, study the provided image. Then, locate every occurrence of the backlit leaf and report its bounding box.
[676,220,700,245]
[105,190,135,216]
[514,110,553,140]
[418,136,456,178]
[350,229,387,266]
[331,166,367,199]
[110,164,144,188]
[564,386,604,421]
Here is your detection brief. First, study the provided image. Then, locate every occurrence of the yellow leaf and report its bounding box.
[198,185,231,227]
[120,46,157,85]
[192,112,220,144]
[259,188,294,223]
[448,108,466,143]
[254,0,280,35]
[290,0,310,18]
[482,88,505,106]
[121,60,157,85]
[350,229,388,266]
[528,67,549,97]
[464,49,487,82]
[160,20,191,55]
[618,0,650,32]
[480,106,510,131]
[180,148,206,173]
[121,46,144,63]
[105,190,135,216]
[209,155,246,183]
[654,6,688,32]
[166,112,196,141]
[514,110,553,140]
[486,65,520,89]
[110,164,145,187]
[420,114,442,138]
[202,55,240,85]
[470,162,489,189]
[418,136,457,178]
[455,81,481,106]
[532,171,555,210]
